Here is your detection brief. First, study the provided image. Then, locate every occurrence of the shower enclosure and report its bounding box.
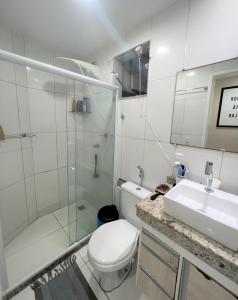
[68,81,117,243]
[0,49,117,289]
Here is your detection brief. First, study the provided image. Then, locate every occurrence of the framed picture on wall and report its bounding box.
[217,85,238,127]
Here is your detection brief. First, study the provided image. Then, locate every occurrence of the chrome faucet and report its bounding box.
[204,161,214,192]
[137,165,144,187]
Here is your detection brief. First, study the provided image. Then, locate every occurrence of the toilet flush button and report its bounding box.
[136,187,141,191]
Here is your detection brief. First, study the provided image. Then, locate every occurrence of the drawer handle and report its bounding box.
[195,267,211,281]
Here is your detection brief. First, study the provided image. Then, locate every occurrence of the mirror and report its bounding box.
[171,58,238,152]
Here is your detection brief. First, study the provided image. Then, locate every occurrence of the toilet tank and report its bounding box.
[120,181,151,228]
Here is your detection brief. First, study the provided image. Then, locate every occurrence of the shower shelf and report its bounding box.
[0,133,37,141]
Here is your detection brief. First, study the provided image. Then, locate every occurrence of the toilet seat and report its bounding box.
[88,219,139,272]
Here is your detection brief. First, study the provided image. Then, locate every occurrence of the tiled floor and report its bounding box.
[5,200,98,288]
[5,210,69,287]
[12,244,148,300]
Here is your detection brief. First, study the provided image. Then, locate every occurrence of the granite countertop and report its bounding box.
[136,196,238,284]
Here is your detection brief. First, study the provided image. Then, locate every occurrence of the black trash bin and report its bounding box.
[97,205,119,227]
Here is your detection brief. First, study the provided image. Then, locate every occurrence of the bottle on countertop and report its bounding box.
[77,100,83,112]
[0,126,5,140]
[82,97,91,113]
[72,98,77,112]
[82,97,87,113]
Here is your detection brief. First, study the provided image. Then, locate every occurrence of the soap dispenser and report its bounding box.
[174,152,187,184]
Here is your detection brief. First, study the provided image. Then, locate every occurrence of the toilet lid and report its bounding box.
[88,219,139,266]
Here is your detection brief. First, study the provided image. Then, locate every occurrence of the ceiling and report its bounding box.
[0,0,176,60]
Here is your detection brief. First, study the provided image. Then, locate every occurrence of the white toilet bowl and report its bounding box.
[87,181,151,291]
[87,219,139,291]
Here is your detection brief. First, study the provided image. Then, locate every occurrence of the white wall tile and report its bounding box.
[67,132,76,166]
[0,139,21,154]
[171,134,183,145]
[58,167,69,208]
[25,40,53,64]
[12,33,28,87]
[121,137,144,184]
[185,0,238,69]
[0,150,24,189]
[27,68,54,92]
[68,166,76,204]
[182,135,202,148]
[120,97,146,139]
[55,93,67,131]
[57,132,67,168]
[0,182,28,245]
[15,65,28,87]
[0,27,15,83]
[22,147,34,178]
[177,146,223,184]
[28,89,56,133]
[115,100,123,136]
[32,133,58,173]
[125,19,152,52]
[149,0,189,81]
[12,32,25,56]
[145,77,176,142]
[143,140,174,190]
[54,75,67,95]
[25,176,37,223]
[35,170,59,215]
[89,0,238,195]
[114,136,122,180]
[16,86,31,134]
[220,152,238,195]
[0,81,20,135]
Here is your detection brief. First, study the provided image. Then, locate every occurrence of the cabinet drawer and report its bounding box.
[139,244,177,298]
[137,267,171,300]
[141,230,179,270]
[185,264,237,300]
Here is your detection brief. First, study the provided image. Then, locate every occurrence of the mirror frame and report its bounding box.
[170,58,238,153]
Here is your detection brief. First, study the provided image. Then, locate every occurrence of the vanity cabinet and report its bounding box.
[180,261,237,300]
[137,230,179,300]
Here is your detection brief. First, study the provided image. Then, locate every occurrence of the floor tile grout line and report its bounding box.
[5,214,64,259]
[84,262,111,300]
[52,211,68,231]
[5,226,65,260]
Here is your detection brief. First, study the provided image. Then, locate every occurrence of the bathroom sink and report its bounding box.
[164,179,238,251]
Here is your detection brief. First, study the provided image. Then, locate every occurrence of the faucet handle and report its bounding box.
[205,161,213,175]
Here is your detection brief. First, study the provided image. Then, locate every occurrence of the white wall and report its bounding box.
[89,0,238,195]
[0,26,77,245]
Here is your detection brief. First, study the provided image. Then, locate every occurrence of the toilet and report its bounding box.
[87,181,151,291]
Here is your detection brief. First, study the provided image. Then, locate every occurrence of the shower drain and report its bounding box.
[77,205,86,211]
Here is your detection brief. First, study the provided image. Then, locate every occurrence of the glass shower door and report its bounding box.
[67,82,116,243]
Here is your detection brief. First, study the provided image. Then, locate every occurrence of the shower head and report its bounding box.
[55,57,100,78]
[134,46,143,58]
[111,71,120,79]
[112,71,124,88]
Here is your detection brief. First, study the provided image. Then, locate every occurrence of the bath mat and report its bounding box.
[31,255,97,300]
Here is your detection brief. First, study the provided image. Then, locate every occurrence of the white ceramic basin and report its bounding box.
[164,179,238,251]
